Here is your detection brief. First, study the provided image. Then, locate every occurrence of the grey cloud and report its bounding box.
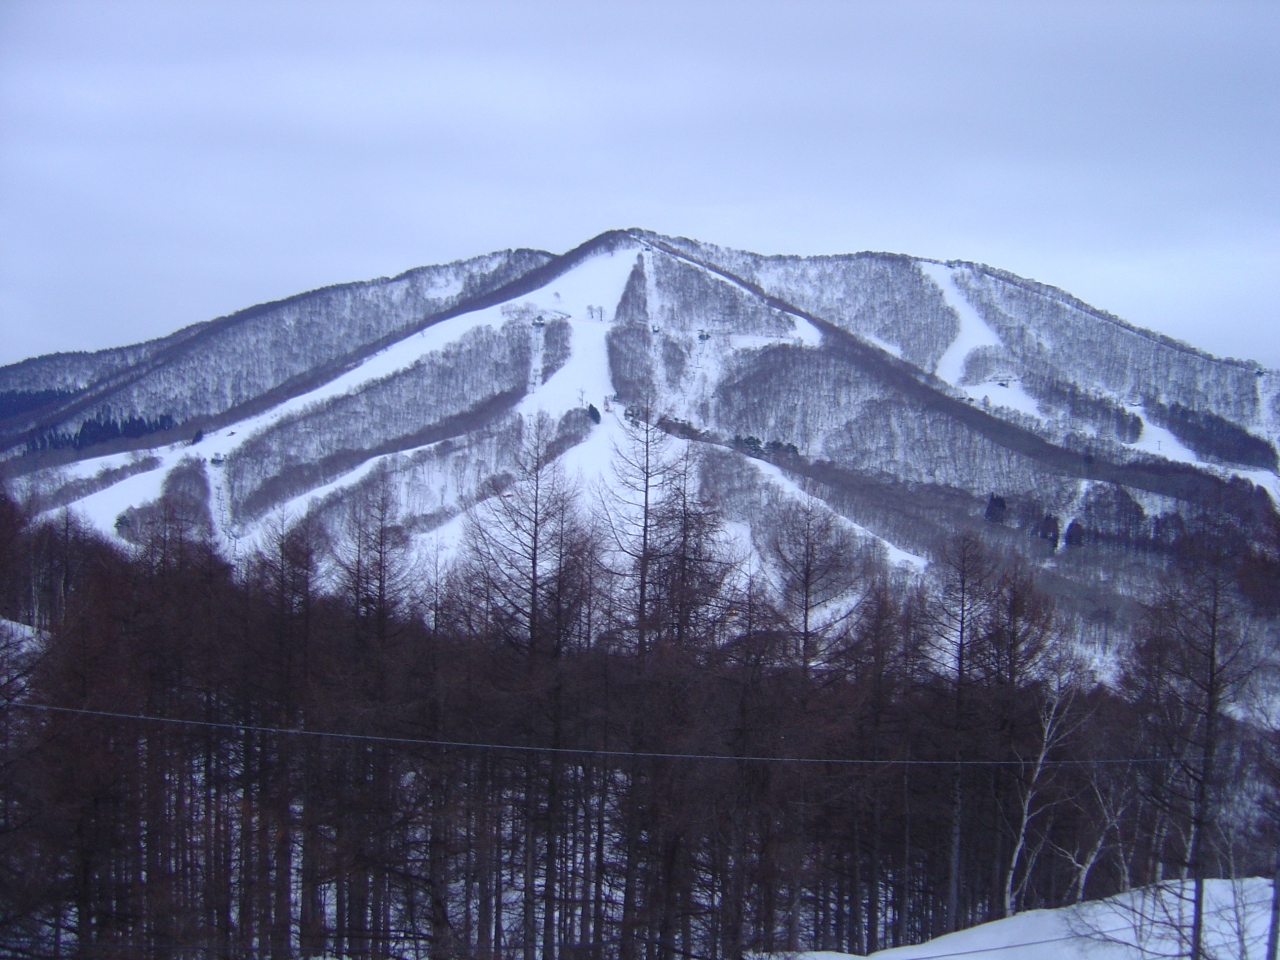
[1,0,1277,366]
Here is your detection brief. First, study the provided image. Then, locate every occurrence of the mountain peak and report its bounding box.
[1,233,1275,622]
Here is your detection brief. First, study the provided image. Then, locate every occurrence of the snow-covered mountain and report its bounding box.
[2,229,1277,606]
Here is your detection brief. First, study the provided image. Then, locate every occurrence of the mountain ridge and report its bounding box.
[2,229,1277,631]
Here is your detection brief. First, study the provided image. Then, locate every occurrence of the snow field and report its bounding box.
[796,878,1274,960]
[748,455,927,571]
[26,238,1276,569]
[920,262,1043,421]
[30,242,933,578]
[1120,409,1200,465]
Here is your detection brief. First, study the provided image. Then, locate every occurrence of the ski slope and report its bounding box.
[920,262,1042,420]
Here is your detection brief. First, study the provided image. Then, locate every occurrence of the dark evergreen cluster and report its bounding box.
[25,414,177,454]
[0,390,75,422]
[0,422,1277,960]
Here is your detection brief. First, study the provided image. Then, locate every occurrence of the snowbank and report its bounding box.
[796,878,1274,960]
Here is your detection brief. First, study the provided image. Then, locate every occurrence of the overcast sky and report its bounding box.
[1,0,1277,368]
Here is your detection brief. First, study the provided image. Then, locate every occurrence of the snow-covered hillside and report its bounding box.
[800,879,1275,960]
[1,229,1276,610]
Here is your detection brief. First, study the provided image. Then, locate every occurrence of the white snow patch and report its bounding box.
[62,454,174,539]
[422,272,466,301]
[40,451,131,483]
[672,337,728,425]
[557,406,635,489]
[411,508,470,566]
[1122,410,1200,465]
[0,616,39,663]
[747,457,927,570]
[728,334,787,351]
[921,263,1002,387]
[645,242,822,353]
[920,263,1042,419]
[238,455,393,551]
[233,252,638,552]
[395,252,641,565]
[208,307,515,458]
[724,322,820,351]
[792,314,824,347]
[1118,409,1280,506]
[396,413,632,569]
[976,379,1042,419]
[1237,467,1280,506]
[798,878,1273,960]
[35,248,639,547]
[720,519,757,563]
[863,332,902,358]
[29,441,187,495]
[1,618,36,643]
[881,539,929,571]
[203,247,630,465]
[513,251,639,420]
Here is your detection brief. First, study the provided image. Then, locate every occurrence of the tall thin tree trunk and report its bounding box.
[543,755,559,960]
[429,784,455,959]
[946,767,962,934]
[524,758,538,960]
[897,762,912,947]
[593,763,608,960]
[273,800,294,959]
[620,768,640,960]
[300,751,323,957]
[868,795,881,955]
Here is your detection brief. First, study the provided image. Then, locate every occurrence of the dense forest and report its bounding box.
[1,413,1278,960]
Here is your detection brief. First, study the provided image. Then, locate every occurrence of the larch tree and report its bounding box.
[596,397,675,659]
[766,491,862,680]
[1123,521,1266,960]
[931,532,997,934]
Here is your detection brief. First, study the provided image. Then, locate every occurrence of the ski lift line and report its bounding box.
[12,702,1168,767]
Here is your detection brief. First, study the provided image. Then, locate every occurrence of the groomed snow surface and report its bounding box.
[919,263,1042,421]
[795,878,1274,960]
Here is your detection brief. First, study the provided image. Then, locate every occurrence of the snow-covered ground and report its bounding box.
[917,261,1280,506]
[749,456,927,571]
[920,263,1042,421]
[20,251,640,546]
[1113,406,1280,506]
[1121,409,1200,466]
[17,238,1272,570]
[797,878,1274,960]
[410,247,924,573]
[864,332,904,359]
[1,618,36,643]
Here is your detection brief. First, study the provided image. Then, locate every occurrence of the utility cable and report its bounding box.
[10,700,1169,766]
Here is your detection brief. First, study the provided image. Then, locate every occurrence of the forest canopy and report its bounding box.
[0,427,1277,960]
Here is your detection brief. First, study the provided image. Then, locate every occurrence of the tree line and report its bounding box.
[0,412,1277,960]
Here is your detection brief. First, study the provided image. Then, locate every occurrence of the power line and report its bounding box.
[10,701,1167,767]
